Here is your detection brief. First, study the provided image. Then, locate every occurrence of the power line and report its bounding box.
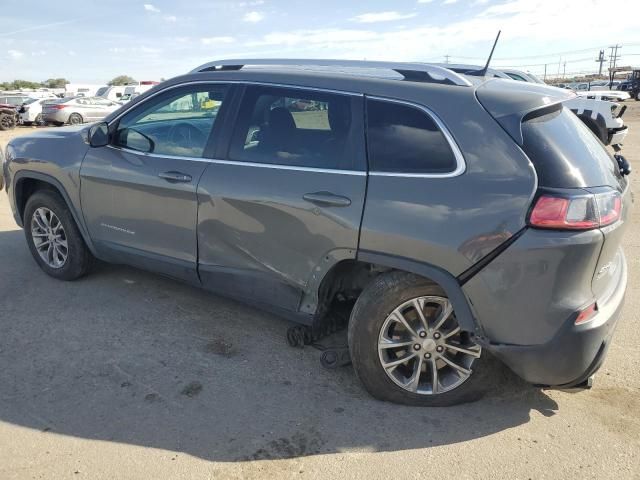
[441,43,640,62]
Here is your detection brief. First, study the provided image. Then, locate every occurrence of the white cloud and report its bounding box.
[7,49,23,59]
[201,36,236,45]
[443,0,458,4]
[243,11,264,22]
[238,0,264,5]
[352,11,418,23]
[239,0,640,67]
[246,29,377,47]
[143,4,160,13]
[68,50,77,56]
[31,50,47,56]
[163,15,177,22]
[417,0,434,3]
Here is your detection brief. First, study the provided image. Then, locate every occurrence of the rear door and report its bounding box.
[196,84,367,313]
[80,83,233,282]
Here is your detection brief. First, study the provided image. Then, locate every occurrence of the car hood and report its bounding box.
[12,123,89,141]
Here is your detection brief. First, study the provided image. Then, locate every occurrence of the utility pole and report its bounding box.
[543,63,547,82]
[608,44,622,87]
[444,54,450,64]
[595,49,605,76]
[563,61,567,79]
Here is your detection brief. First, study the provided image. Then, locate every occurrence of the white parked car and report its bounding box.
[18,98,59,125]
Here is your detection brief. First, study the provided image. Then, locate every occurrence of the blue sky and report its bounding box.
[1,0,639,83]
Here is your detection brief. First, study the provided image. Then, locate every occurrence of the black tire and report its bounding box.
[635,91,640,101]
[348,271,492,406]
[24,190,93,281]
[34,114,43,125]
[0,112,16,131]
[68,113,83,125]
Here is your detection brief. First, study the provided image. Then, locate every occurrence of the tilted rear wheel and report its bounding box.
[68,113,83,125]
[349,271,490,406]
[24,190,93,280]
[0,113,16,131]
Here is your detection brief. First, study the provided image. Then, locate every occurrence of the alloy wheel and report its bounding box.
[31,207,68,269]
[378,295,481,395]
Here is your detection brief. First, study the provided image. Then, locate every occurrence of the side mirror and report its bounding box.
[88,122,109,147]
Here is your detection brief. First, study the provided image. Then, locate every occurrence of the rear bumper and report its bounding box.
[42,111,68,124]
[486,252,626,387]
[609,126,628,146]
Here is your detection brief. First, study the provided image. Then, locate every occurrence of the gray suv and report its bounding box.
[1,59,631,406]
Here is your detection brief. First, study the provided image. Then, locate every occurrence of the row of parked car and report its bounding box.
[0,96,122,130]
[0,84,159,131]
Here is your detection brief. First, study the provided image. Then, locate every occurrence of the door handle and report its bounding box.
[158,171,192,183]
[303,191,352,207]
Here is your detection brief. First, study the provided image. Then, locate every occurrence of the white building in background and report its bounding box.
[64,84,106,98]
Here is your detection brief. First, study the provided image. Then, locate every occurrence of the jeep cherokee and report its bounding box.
[1,59,631,406]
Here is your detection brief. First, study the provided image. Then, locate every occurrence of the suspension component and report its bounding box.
[320,347,351,369]
[286,302,351,348]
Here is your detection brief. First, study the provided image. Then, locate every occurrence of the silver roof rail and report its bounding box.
[190,58,473,87]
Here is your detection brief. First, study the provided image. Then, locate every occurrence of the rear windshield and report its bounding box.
[521,106,624,189]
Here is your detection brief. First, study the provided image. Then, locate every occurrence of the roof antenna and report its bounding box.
[468,30,501,76]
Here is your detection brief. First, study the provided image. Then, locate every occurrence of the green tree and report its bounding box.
[1,79,41,90]
[108,75,136,86]
[42,78,69,88]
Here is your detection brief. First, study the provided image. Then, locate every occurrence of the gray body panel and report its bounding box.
[359,84,537,276]
[4,124,92,233]
[196,161,366,313]
[79,146,208,283]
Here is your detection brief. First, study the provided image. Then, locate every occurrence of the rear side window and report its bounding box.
[366,99,458,174]
[522,106,624,189]
[229,85,364,170]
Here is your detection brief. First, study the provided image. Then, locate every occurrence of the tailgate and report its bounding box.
[591,185,632,302]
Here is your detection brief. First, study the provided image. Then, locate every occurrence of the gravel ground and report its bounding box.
[1,104,639,480]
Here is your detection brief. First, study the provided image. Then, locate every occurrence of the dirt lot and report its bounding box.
[1,103,639,480]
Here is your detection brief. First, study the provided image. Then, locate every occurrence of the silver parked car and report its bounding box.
[42,97,121,126]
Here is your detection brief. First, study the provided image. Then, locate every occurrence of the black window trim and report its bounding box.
[365,95,466,178]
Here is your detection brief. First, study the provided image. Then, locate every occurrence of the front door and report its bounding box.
[80,83,232,282]
[197,84,367,313]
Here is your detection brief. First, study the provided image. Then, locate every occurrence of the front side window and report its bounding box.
[229,85,361,170]
[114,84,228,158]
[366,99,458,174]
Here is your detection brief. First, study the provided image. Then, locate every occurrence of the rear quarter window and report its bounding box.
[366,99,458,174]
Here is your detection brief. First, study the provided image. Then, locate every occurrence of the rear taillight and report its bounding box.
[529,190,621,230]
[575,302,598,325]
[51,105,67,110]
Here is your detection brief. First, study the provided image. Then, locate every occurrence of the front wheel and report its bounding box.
[348,271,490,406]
[24,190,93,280]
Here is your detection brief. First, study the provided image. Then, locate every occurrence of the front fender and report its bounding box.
[11,170,97,255]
